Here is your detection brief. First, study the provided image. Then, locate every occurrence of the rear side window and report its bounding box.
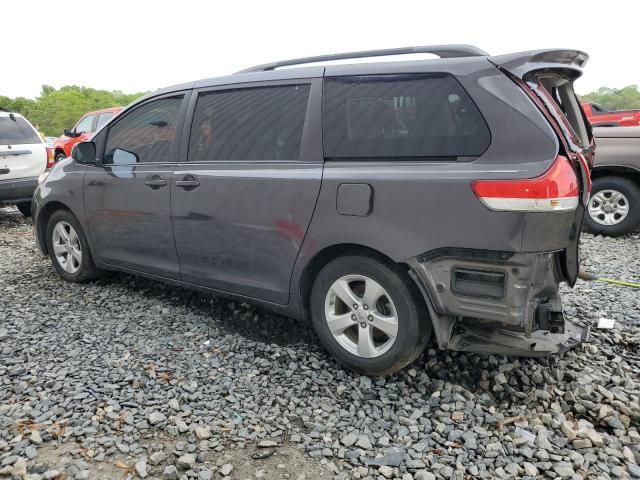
[188,84,310,162]
[0,116,41,145]
[323,74,490,159]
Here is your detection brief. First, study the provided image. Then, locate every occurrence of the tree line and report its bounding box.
[1,83,639,138]
[580,85,640,110]
[0,85,145,137]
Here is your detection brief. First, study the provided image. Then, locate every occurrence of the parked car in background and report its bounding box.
[44,137,57,148]
[0,109,52,216]
[34,46,592,375]
[585,127,640,236]
[52,107,123,163]
[581,102,640,127]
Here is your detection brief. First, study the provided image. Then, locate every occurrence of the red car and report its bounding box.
[581,102,640,127]
[53,107,123,163]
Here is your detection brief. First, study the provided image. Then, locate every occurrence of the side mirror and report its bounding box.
[64,128,77,138]
[72,141,97,165]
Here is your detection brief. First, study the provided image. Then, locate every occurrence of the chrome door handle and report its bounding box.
[144,177,167,189]
[175,176,200,189]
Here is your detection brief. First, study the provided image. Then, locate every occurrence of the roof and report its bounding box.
[84,106,124,115]
[131,46,589,105]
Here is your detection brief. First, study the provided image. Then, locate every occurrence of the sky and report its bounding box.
[3,0,638,98]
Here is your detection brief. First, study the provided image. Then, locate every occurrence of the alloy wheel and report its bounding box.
[52,221,82,274]
[324,274,398,358]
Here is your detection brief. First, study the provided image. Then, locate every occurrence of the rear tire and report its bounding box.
[46,210,102,283]
[584,176,640,237]
[310,254,431,376]
[16,202,32,217]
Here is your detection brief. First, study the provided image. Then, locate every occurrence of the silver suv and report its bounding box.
[33,45,593,375]
[1,109,49,216]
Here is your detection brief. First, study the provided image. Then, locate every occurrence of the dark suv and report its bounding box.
[33,45,593,375]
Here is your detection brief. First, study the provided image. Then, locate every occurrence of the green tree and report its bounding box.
[0,85,145,136]
[581,85,640,111]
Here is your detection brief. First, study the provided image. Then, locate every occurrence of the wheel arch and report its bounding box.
[591,165,640,186]
[297,243,429,322]
[37,201,75,255]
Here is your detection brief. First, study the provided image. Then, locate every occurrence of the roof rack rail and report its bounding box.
[0,107,10,112]
[235,44,489,74]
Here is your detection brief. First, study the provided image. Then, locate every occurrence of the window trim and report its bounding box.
[96,91,191,166]
[181,78,318,164]
[321,72,492,162]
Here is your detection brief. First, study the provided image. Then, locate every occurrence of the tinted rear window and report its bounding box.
[188,84,310,162]
[323,74,490,159]
[0,116,41,145]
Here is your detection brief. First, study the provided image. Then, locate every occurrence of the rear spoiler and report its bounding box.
[489,49,589,80]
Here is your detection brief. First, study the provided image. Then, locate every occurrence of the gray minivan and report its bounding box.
[33,45,593,375]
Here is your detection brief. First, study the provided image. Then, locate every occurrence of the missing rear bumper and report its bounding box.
[446,317,590,356]
[408,247,588,356]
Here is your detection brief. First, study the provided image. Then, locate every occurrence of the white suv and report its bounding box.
[0,109,48,216]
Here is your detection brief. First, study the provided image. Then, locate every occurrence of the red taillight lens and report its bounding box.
[46,147,55,168]
[471,155,579,212]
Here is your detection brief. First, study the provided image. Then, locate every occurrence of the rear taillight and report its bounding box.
[46,147,55,168]
[471,155,579,212]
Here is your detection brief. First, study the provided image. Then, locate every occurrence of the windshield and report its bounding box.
[0,116,42,145]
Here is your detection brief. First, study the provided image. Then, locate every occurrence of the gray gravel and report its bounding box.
[1,205,639,480]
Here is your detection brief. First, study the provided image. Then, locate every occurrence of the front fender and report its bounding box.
[33,159,88,254]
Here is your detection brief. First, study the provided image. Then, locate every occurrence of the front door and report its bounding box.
[84,94,188,279]
[171,81,322,304]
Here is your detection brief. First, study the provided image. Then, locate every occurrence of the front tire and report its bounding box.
[46,210,102,282]
[16,202,32,217]
[55,152,67,163]
[310,254,431,376]
[584,176,640,237]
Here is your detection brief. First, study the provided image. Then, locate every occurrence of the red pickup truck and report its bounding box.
[581,102,640,127]
[53,107,123,163]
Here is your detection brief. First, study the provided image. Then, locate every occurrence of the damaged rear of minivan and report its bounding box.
[406,50,593,359]
[303,48,593,375]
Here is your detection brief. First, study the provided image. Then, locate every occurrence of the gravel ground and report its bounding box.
[0,205,639,480]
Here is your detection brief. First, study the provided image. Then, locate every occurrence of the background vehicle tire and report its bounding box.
[55,152,66,163]
[16,202,32,217]
[310,254,431,376]
[584,176,640,237]
[45,209,102,283]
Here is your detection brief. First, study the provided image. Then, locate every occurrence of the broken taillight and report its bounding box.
[471,155,579,212]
